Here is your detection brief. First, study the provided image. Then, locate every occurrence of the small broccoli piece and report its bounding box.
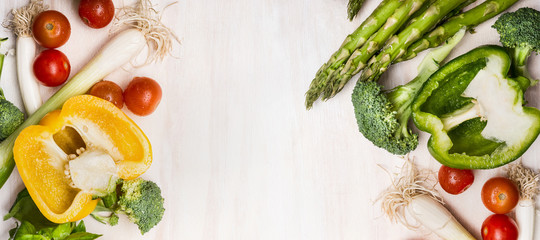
[90,178,165,234]
[118,179,165,234]
[0,98,24,141]
[492,7,540,80]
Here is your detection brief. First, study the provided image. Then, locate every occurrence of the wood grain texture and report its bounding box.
[0,0,539,239]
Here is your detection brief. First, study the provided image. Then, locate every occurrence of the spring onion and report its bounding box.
[5,0,45,115]
[0,0,178,188]
[378,159,475,240]
[507,162,539,240]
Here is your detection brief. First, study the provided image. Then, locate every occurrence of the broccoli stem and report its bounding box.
[387,55,443,139]
[510,46,533,81]
[389,28,466,138]
[305,0,404,109]
[509,48,536,90]
[396,0,519,63]
[513,47,532,67]
[388,82,421,139]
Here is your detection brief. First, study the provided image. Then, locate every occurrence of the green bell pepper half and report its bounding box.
[412,45,540,169]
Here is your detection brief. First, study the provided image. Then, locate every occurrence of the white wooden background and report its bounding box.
[0,0,539,239]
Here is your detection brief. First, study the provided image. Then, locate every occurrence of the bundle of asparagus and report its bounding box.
[305,0,519,109]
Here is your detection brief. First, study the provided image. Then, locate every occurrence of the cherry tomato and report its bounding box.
[481,214,518,240]
[32,10,71,48]
[78,0,115,29]
[124,77,162,116]
[89,80,124,109]
[481,177,519,214]
[33,49,71,87]
[438,165,474,195]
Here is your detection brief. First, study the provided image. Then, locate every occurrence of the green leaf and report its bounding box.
[4,190,101,239]
[72,221,86,233]
[4,189,56,229]
[64,233,102,240]
[15,234,49,240]
[37,227,54,238]
[9,222,20,240]
[12,221,49,240]
[17,222,37,235]
[4,189,30,220]
[51,223,73,240]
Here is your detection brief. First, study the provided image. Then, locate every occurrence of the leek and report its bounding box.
[378,159,475,240]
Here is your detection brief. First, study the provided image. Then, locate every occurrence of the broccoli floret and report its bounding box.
[90,178,165,234]
[352,80,419,155]
[118,179,165,234]
[0,98,24,141]
[492,7,540,80]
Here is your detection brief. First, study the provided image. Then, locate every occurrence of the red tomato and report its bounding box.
[481,177,519,214]
[32,10,71,48]
[33,49,71,87]
[124,77,162,116]
[79,0,115,29]
[481,214,518,240]
[438,165,474,194]
[89,80,124,109]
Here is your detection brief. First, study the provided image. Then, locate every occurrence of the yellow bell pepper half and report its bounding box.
[14,95,152,223]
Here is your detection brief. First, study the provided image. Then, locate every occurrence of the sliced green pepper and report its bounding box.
[412,45,540,169]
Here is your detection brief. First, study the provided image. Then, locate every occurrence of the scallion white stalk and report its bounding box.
[535,210,540,240]
[378,159,475,240]
[507,162,539,240]
[517,199,534,240]
[7,0,45,115]
[0,0,178,189]
[409,195,476,240]
[16,37,42,114]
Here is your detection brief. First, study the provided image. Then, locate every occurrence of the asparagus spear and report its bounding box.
[398,0,437,32]
[440,0,478,24]
[305,0,404,109]
[360,0,469,82]
[396,0,475,33]
[324,0,428,99]
[348,0,367,21]
[396,0,519,62]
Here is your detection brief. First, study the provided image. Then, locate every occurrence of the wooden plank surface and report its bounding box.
[0,0,539,239]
